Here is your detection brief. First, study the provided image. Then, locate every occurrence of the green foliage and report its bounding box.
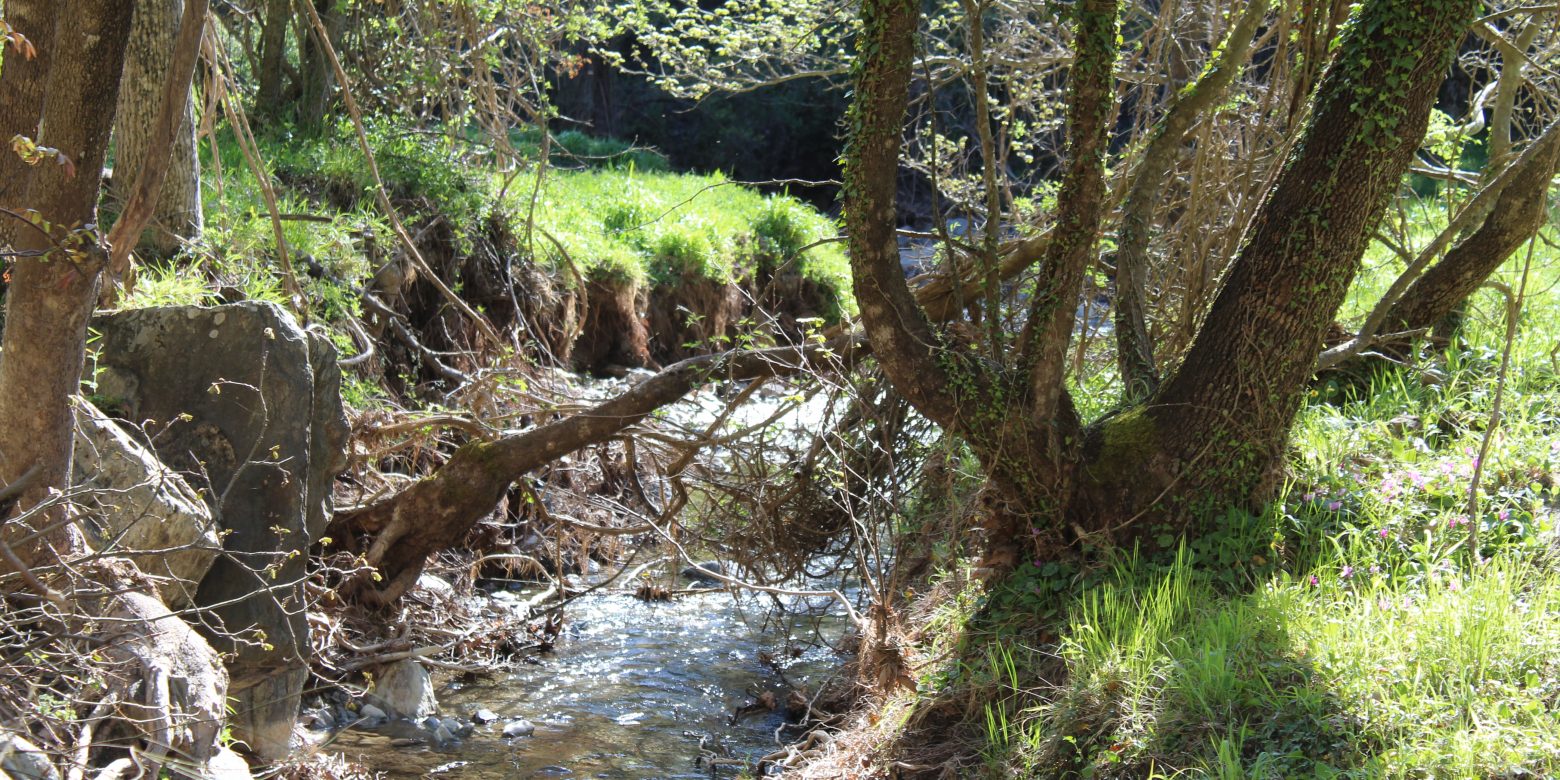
[521,168,852,313]
[525,128,671,172]
[908,219,1560,778]
[271,119,492,230]
[140,117,853,345]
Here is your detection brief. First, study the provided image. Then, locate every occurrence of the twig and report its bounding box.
[0,462,42,507]
[1466,235,1538,563]
[295,0,503,347]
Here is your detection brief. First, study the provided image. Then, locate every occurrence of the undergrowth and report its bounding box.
[137,120,853,324]
[885,223,1560,778]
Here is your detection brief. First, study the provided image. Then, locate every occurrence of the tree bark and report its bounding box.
[296,0,342,132]
[0,0,58,251]
[104,0,208,297]
[840,0,961,429]
[1134,0,1480,522]
[1017,0,1118,437]
[255,0,289,120]
[0,9,232,773]
[0,0,133,550]
[1380,126,1560,341]
[109,0,204,257]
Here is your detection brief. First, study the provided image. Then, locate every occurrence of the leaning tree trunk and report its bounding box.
[324,208,1066,605]
[327,340,857,604]
[1380,123,1560,340]
[1110,0,1481,527]
[110,0,203,257]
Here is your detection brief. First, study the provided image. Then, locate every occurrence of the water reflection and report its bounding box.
[331,587,845,779]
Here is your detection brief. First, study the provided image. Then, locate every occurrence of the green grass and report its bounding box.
[521,166,850,299]
[920,202,1560,778]
[157,120,853,324]
[283,119,849,295]
[1000,549,1560,778]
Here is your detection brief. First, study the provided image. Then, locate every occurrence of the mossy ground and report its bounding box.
[128,120,852,327]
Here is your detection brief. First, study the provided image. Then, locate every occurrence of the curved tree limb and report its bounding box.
[327,337,860,605]
[840,0,963,428]
[1316,116,1560,371]
[102,0,210,298]
[1112,0,1271,401]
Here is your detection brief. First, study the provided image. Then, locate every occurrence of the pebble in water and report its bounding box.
[502,719,536,738]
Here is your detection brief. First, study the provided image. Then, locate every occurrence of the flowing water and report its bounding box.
[330,586,849,779]
[329,377,853,778]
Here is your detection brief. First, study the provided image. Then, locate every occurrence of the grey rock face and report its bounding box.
[89,302,349,761]
[72,400,220,609]
[0,732,61,780]
[206,747,253,780]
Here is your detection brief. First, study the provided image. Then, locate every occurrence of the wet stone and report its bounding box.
[502,719,536,738]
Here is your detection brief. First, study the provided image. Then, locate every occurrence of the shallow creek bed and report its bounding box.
[325,582,849,779]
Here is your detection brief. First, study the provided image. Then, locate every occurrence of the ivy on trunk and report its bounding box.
[840,0,1482,561]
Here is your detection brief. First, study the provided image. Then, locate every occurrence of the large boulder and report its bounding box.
[89,302,350,761]
[0,732,60,780]
[72,400,219,609]
[366,659,440,720]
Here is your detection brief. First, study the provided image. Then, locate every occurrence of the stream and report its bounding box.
[329,577,850,779]
[329,376,856,778]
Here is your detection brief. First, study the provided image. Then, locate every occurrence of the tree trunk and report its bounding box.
[0,0,135,555]
[838,0,1119,566]
[0,9,231,774]
[297,0,342,132]
[1126,0,1480,524]
[327,341,855,604]
[1112,0,1270,402]
[0,0,58,251]
[1380,125,1560,341]
[255,0,289,120]
[110,0,203,257]
[838,0,1477,554]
